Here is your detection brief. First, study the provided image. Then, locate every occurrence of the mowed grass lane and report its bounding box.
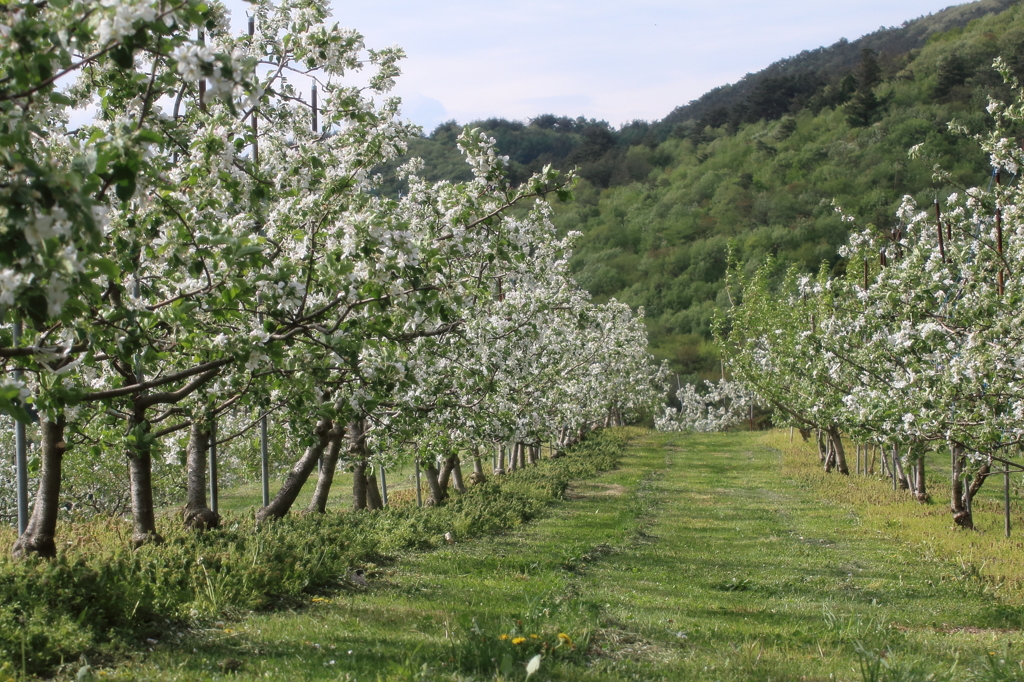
[113,432,1024,681]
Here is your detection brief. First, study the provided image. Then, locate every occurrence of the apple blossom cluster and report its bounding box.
[655,379,753,433]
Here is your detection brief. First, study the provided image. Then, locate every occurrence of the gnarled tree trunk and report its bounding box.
[366,470,384,510]
[306,423,346,514]
[423,459,444,506]
[183,421,220,530]
[450,454,467,493]
[256,417,332,522]
[950,444,988,529]
[827,426,849,476]
[12,417,66,559]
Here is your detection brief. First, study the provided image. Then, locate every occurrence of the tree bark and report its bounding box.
[451,454,467,493]
[352,460,368,510]
[12,417,66,559]
[366,470,384,510]
[438,453,456,492]
[127,403,163,547]
[306,423,346,514]
[893,447,909,490]
[471,449,486,485]
[950,444,988,529]
[348,419,371,511]
[816,430,827,464]
[423,459,444,506]
[256,416,332,522]
[827,426,850,475]
[495,443,506,475]
[183,421,220,530]
[913,454,927,502]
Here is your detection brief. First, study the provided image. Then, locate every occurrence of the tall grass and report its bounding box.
[767,430,1024,595]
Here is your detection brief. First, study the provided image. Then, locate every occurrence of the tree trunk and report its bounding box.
[495,444,506,475]
[352,460,368,510]
[12,417,66,559]
[914,454,927,502]
[471,451,486,485]
[893,447,909,490]
[528,444,539,465]
[438,453,456,492]
[183,421,220,530]
[507,444,518,472]
[366,470,384,510]
[827,426,850,475]
[451,455,467,493]
[817,430,827,464]
[256,417,332,523]
[128,403,163,547]
[349,419,371,511]
[306,423,346,514]
[950,444,980,529]
[423,460,444,506]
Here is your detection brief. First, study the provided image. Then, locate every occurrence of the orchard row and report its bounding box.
[0,0,663,555]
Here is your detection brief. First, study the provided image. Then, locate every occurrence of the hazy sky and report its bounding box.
[232,1,970,132]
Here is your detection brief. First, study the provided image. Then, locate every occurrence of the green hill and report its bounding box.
[388,0,1024,382]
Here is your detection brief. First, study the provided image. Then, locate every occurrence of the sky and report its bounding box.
[229,0,971,133]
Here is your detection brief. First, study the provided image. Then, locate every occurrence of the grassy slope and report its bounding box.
[94,431,1024,681]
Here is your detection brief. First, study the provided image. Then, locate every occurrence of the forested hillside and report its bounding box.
[388,0,1024,381]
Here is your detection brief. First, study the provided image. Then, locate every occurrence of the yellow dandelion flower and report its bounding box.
[557,633,573,646]
[529,634,539,639]
[512,637,526,645]
[499,634,509,641]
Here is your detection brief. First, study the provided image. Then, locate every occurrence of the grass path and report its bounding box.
[116,432,1024,681]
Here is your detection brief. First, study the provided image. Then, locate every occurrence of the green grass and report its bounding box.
[20,431,1024,681]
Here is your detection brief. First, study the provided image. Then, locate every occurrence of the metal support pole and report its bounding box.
[1005,460,1011,538]
[380,466,388,507]
[260,415,269,507]
[415,459,422,508]
[209,418,218,514]
[14,319,27,535]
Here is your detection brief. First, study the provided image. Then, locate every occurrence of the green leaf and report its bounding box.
[49,91,76,107]
[93,258,119,280]
[115,176,137,202]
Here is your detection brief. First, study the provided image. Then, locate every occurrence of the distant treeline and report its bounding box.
[382,0,1024,382]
